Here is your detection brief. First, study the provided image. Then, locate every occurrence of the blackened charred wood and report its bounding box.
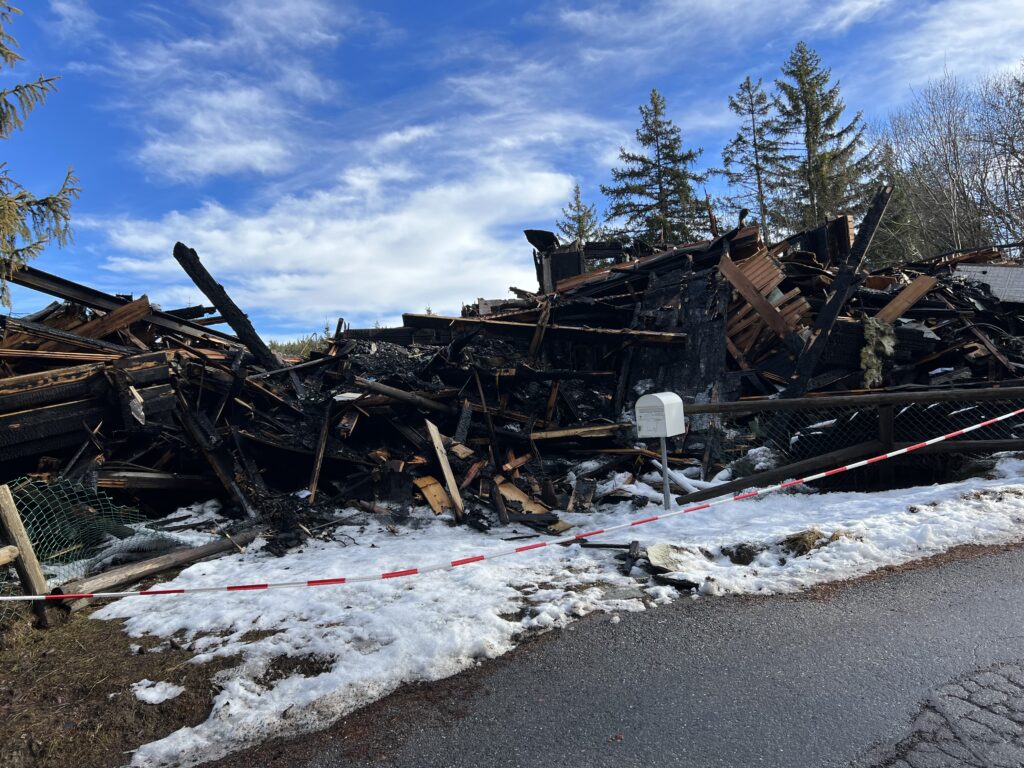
[505,512,559,525]
[847,185,894,270]
[172,242,281,373]
[489,480,509,525]
[352,376,457,415]
[308,401,333,505]
[0,316,137,355]
[175,390,258,518]
[784,186,893,396]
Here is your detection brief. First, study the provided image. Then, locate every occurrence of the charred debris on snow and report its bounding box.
[3,186,1024,556]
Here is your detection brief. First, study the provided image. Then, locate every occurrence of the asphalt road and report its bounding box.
[216,545,1024,768]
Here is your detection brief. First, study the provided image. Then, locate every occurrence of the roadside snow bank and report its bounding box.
[99,456,1024,766]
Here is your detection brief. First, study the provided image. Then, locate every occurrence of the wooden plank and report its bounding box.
[489,481,509,525]
[0,484,49,625]
[95,471,219,491]
[0,349,123,362]
[874,276,937,323]
[0,316,137,355]
[354,376,457,415]
[493,475,550,514]
[414,475,452,515]
[544,380,560,423]
[9,264,238,344]
[530,423,629,440]
[501,453,532,473]
[459,458,487,490]
[424,419,465,522]
[57,529,261,610]
[0,544,19,567]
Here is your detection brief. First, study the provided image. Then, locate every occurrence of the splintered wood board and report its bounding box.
[414,475,452,515]
[424,419,465,520]
[493,474,550,514]
[874,276,937,323]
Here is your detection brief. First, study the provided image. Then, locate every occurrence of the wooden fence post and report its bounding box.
[0,484,50,627]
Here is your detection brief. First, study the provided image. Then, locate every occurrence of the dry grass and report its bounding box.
[0,606,235,768]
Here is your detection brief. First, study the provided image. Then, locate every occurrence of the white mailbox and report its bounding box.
[635,392,686,438]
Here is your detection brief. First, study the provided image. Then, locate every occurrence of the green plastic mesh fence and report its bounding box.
[1,478,196,627]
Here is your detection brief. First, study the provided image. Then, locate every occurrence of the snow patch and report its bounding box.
[133,680,185,705]
[98,455,1024,766]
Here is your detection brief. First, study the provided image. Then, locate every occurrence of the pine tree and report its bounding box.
[601,89,704,245]
[769,42,876,233]
[1,3,78,306]
[555,183,600,245]
[721,76,780,242]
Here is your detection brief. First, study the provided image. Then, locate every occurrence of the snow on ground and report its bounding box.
[133,680,186,705]
[97,456,1024,767]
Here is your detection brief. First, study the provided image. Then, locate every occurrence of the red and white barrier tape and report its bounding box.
[3,406,1023,603]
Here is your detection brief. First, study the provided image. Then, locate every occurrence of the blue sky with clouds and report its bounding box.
[6,0,1024,337]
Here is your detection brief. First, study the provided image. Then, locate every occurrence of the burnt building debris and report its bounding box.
[2,185,1024,561]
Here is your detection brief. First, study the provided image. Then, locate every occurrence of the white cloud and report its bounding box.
[91,166,572,327]
[878,0,1024,84]
[137,85,294,179]
[49,0,98,40]
[76,0,375,181]
[800,0,893,33]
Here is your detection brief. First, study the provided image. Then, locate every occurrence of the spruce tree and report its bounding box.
[555,183,600,245]
[769,42,875,232]
[1,3,78,306]
[602,89,704,244]
[721,76,780,242]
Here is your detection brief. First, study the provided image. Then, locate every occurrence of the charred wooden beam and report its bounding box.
[7,265,237,344]
[172,243,282,373]
[0,316,138,355]
[403,313,687,344]
[352,376,457,415]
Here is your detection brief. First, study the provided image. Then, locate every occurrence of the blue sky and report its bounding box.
[6,0,1024,337]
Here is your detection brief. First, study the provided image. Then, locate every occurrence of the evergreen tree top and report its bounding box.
[602,89,705,244]
[1,2,79,307]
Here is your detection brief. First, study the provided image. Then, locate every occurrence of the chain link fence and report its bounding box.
[745,396,1024,463]
[0,478,196,627]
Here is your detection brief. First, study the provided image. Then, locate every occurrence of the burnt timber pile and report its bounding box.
[2,185,1024,544]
